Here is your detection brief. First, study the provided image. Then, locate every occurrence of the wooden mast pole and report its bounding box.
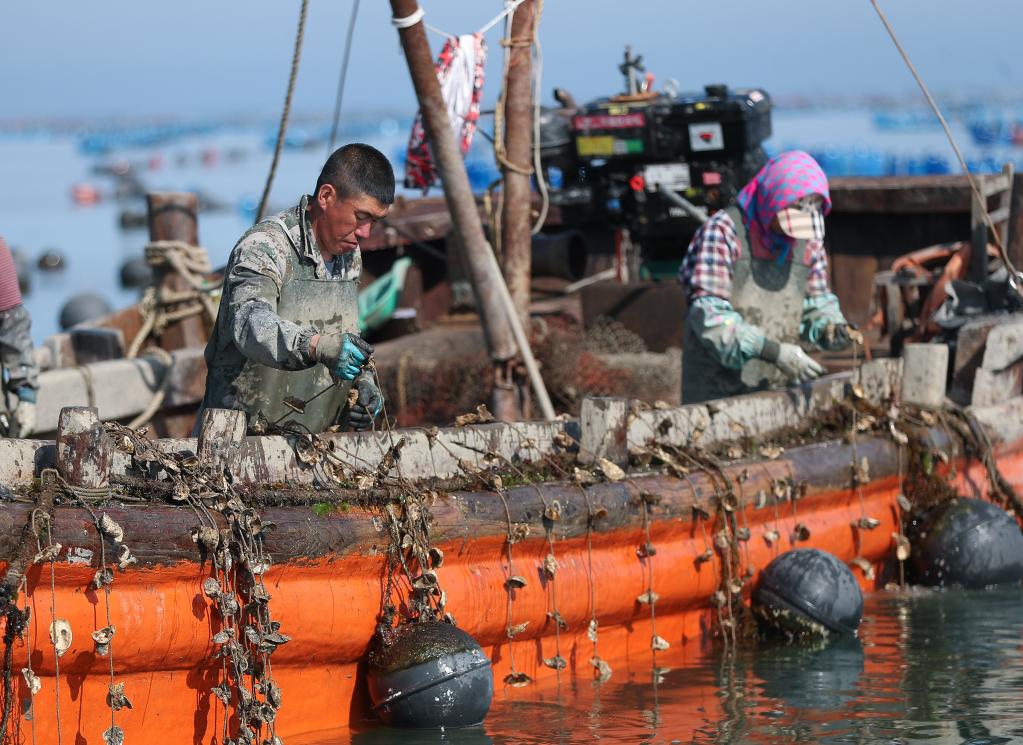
[498,0,535,331]
[498,0,536,416]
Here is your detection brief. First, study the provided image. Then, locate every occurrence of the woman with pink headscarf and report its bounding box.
[678,150,851,404]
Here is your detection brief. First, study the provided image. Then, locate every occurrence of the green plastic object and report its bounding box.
[640,259,683,281]
[357,257,413,333]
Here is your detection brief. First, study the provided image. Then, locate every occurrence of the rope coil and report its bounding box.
[127,240,219,360]
[391,7,424,29]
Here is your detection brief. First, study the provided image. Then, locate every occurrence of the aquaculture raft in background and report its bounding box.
[0,352,1021,741]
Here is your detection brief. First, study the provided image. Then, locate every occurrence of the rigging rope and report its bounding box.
[870,0,1022,290]
[529,0,548,234]
[256,0,309,224]
[327,0,361,157]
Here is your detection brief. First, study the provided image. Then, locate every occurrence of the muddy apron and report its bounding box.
[232,222,359,433]
[682,207,809,404]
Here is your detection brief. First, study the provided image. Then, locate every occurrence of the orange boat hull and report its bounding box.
[4,435,1021,744]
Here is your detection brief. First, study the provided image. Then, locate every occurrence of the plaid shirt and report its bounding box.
[679,210,831,302]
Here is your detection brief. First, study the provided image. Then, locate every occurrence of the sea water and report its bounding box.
[333,588,1023,744]
[2,105,1022,342]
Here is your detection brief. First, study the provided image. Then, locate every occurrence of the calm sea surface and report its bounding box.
[328,588,1023,744]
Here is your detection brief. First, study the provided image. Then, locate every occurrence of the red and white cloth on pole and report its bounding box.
[405,33,487,193]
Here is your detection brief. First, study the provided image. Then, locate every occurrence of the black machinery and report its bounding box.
[539,47,773,276]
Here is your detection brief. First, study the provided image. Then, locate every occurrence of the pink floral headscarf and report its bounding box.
[736,150,831,260]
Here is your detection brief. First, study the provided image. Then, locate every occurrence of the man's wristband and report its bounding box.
[297,328,318,365]
[760,339,781,363]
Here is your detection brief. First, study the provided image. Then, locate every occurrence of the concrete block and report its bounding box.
[901,343,948,408]
[952,314,1015,402]
[982,318,1023,371]
[972,362,1023,407]
[579,397,629,466]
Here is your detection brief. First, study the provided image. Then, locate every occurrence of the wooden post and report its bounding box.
[146,192,206,351]
[197,408,247,476]
[499,0,535,331]
[56,406,111,489]
[900,343,948,409]
[1008,173,1023,274]
[579,397,629,466]
[498,1,537,417]
[389,0,520,421]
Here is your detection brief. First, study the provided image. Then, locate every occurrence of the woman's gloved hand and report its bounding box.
[348,374,383,431]
[820,323,853,352]
[316,331,373,381]
[761,340,825,383]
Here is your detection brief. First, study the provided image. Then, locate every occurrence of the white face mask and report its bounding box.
[775,194,825,241]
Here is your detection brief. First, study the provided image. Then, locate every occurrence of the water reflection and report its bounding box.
[349,724,493,745]
[752,636,864,710]
[317,590,1023,744]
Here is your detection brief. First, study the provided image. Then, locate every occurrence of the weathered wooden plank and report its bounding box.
[0,426,928,568]
[56,406,110,489]
[34,347,206,434]
[830,176,975,214]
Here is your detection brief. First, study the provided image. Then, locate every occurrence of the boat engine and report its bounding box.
[539,47,772,274]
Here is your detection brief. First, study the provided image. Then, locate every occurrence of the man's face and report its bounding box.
[313,184,390,257]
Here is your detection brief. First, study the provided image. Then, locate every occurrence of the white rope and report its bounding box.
[424,22,456,39]
[391,6,424,29]
[479,0,527,35]
[411,0,528,41]
[530,0,548,234]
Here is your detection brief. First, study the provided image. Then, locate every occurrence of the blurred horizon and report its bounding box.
[3,0,1021,123]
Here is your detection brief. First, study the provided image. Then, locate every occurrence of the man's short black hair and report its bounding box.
[316,143,395,205]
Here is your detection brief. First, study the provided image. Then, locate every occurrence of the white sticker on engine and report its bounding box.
[689,122,724,152]
[643,163,691,191]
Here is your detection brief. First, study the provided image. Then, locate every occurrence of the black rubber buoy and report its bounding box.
[37,249,65,271]
[753,548,863,638]
[119,256,152,289]
[367,622,493,728]
[909,497,1023,588]
[59,292,113,330]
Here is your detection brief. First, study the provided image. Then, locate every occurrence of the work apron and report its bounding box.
[231,220,359,434]
[682,207,809,404]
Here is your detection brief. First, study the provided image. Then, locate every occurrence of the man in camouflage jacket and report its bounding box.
[199,144,394,434]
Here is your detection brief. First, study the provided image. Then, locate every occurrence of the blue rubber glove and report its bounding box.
[348,374,383,431]
[316,331,373,381]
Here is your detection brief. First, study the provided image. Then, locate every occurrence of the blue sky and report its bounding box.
[3,0,1020,120]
